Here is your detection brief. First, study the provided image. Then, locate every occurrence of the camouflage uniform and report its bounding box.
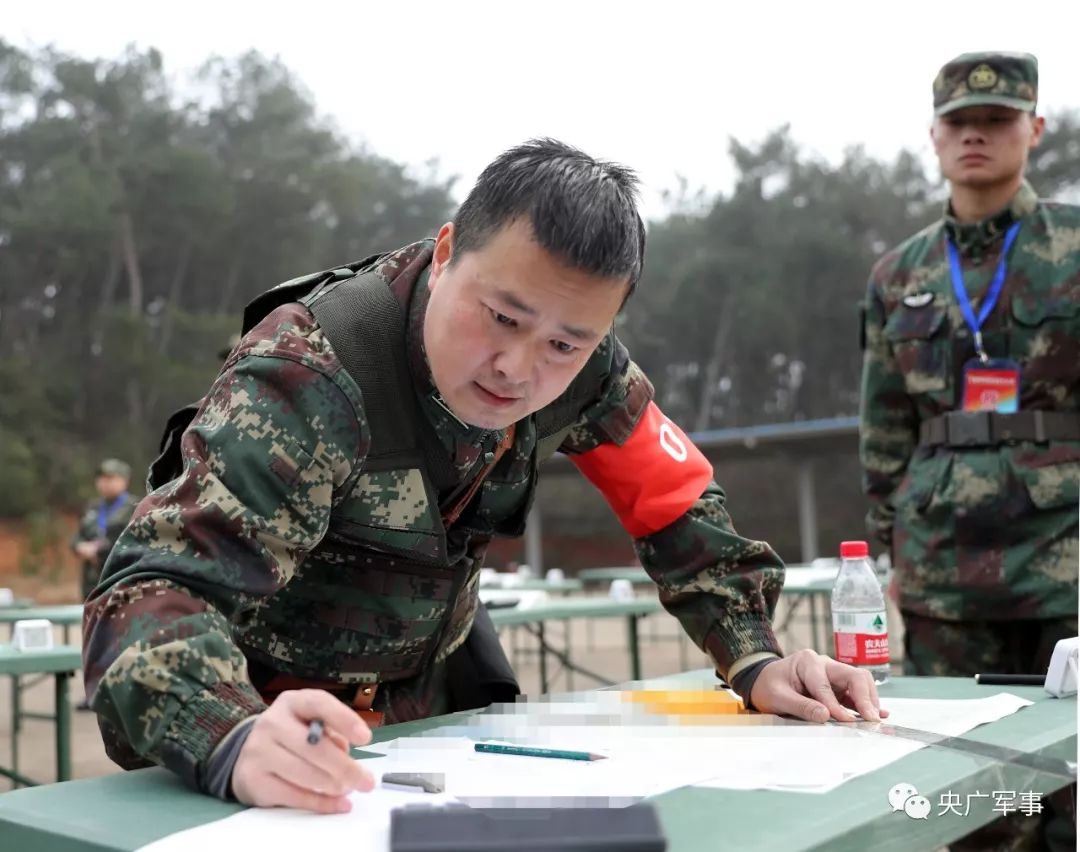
[71,460,136,600]
[861,176,1079,626]
[83,240,785,794]
[860,52,1078,852]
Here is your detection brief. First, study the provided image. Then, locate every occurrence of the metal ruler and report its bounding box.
[825,719,1077,782]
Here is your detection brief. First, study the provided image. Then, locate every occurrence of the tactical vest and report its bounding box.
[149,241,614,689]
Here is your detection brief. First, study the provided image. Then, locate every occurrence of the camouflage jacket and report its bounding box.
[860,182,1079,620]
[71,494,136,599]
[84,241,784,792]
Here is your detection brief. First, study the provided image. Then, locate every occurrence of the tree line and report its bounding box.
[1,40,1077,518]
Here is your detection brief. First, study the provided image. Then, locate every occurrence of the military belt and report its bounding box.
[919,411,1080,448]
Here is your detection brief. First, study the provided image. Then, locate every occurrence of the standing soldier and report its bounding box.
[72,458,136,602]
[860,52,1078,850]
[72,457,136,710]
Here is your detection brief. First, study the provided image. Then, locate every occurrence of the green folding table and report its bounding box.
[0,604,85,645]
[0,672,1072,852]
[0,644,82,788]
[490,596,662,692]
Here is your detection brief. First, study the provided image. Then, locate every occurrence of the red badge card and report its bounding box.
[961,358,1020,413]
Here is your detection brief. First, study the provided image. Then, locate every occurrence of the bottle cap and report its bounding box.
[840,540,869,559]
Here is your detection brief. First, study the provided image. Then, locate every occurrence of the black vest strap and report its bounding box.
[240,253,384,336]
[304,269,456,492]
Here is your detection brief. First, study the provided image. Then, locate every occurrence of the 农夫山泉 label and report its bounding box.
[833,610,889,665]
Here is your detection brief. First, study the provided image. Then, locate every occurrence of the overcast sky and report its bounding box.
[7,1,1079,219]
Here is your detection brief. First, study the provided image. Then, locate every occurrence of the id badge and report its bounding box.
[961,358,1021,413]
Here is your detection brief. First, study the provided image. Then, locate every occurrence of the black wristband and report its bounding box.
[204,718,257,801]
[729,658,781,711]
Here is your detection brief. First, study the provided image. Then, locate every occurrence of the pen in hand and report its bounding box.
[307,718,324,745]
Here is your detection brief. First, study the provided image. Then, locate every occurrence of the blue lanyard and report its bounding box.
[946,222,1021,362]
[97,493,128,538]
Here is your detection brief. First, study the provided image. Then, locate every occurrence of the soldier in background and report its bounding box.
[71,458,136,710]
[860,52,1078,850]
[72,458,136,602]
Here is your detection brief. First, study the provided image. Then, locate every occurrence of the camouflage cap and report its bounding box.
[933,52,1038,116]
[97,458,132,479]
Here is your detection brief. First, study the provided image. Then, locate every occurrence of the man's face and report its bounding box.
[931,105,1044,189]
[423,218,630,430]
[95,474,128,501]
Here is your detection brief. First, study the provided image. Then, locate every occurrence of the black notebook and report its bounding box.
[390,803,667,852]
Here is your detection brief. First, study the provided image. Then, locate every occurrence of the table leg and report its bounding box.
[565,620,573,691]
[9,673,19,789]
[55,672,72,782]
[817,593,832,656]
[628,616,641,681]
[538,621,548,694]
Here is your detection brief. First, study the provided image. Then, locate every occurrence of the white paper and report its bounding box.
[137,692,1035,849]
[366,736,715,808]
[693,692,1034,794]
[879,692,1033,735]
[138,783,460,852]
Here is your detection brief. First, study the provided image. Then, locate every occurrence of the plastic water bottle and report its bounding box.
[831,540,890,684]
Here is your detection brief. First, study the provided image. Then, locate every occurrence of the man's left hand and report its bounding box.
[749,650,890,723]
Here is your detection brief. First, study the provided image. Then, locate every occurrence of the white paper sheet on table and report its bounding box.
[136,693,1034,849]
[364,735,720,807]
[692,691,1034,793]
[137,783,460,852]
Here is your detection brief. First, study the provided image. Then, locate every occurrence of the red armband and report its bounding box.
[571,401,713,537]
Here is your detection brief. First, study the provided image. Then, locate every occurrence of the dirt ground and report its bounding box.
[0,594,905,790]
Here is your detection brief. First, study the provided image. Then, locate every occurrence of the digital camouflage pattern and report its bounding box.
[903,611,1078,852]
[902,612,1078,678]
[860,182,1080,621]
[933,51,1038,116]
[84,241,785,792]
[71,492,136,600]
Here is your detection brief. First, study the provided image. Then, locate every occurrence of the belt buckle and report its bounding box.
[945,411,992,447]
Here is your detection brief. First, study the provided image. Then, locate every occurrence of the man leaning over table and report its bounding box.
[83,138,885,814]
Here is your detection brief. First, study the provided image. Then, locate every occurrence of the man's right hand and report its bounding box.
[232,689,375,813]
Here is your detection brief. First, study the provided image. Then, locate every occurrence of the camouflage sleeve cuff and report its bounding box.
[160,682,267,793]
[702,618,783,681]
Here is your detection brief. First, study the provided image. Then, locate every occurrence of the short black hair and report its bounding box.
[452,138,646,298]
